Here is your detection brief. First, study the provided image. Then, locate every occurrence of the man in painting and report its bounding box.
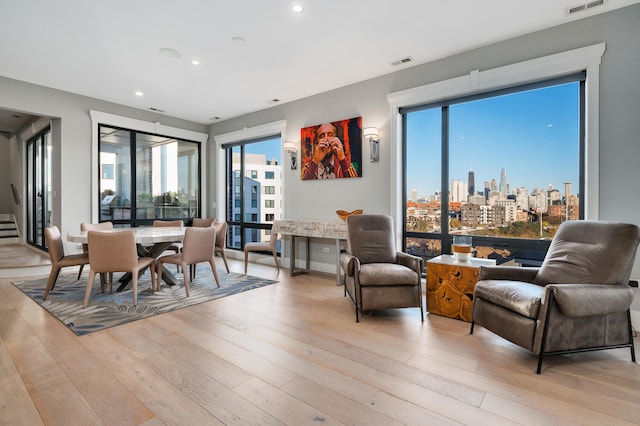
[302,122,359,179]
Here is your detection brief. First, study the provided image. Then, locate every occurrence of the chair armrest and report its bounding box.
[478,265,539,282]
[548,284,634,317]
[340,252,359,277]
[397,252,423,275]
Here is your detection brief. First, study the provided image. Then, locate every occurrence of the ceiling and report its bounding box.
[1,0,639,133]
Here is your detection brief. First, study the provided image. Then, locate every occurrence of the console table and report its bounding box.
[426,255,496,322]
[272,219,348,285]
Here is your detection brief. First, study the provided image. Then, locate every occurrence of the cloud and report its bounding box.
[546,123,553,128]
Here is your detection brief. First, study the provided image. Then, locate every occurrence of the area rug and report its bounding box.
[12,268,277,336]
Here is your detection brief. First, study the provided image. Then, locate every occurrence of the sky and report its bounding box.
[405,81,580,199]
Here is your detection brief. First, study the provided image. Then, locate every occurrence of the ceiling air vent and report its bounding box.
[566,0,606,16]
[148,107,165,113]
[391,56,414,66]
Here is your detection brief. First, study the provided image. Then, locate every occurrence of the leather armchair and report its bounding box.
[470,220,640,373]
[340,214,423,322]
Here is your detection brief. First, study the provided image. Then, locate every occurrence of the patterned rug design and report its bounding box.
[12,268,277,336]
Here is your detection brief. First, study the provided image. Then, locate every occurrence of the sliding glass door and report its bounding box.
[25,127,52,249]
[98,125,201,227]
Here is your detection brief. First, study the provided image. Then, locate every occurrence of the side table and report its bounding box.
[426,254,496,322]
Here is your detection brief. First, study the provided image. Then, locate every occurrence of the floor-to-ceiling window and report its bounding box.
[403,74,584,267]
[25,126,52,250]
[98,125,200,227]
[223,135,283,251]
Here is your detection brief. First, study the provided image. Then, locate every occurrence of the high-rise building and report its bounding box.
[499,168,509,196]
[450,180,468,203]
[468,169,475,196]
[411,189,418,203]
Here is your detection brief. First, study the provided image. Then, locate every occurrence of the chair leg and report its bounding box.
[244,250,249,274]
[182,262,190,297]
[271,249,280,274]
[131,272,138,306]
[83,270,97,308]
[220,251,230,273]
[536,292,556,374]
[209,260,220,288]
[150,263,156,293]
[43,267,62,300]
[157,260,164,292]
[627,310,636,363]
[469,321,475,334]
[76,265,84,281]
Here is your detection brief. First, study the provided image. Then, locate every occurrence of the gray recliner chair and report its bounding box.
[470,220,640,373]
[340,214,424,322]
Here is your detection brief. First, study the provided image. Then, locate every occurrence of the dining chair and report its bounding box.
[84,230,156,308]
[152,219,184,252]
[43,226,90,300]
[191,218,230,276]
[157,226,220,297]
[77,221,113,281]
[190,218,214,280]
[213,221,230,273]
[244,230,279,274]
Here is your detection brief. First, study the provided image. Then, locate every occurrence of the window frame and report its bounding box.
[90,111,208,223]
[215,120,286,250]
[96,124,202,227]
[401,74,585,264]
[387,43,605,252]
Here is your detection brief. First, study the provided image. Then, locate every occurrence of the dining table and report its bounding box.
[67,226,186,291]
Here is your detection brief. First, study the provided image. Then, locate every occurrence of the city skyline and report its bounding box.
[406,81,580,200]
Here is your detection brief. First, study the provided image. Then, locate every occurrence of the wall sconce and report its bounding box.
[363,127,380,162]
[283,141,298,170]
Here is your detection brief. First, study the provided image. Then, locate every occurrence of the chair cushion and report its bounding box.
[359,263,419,286]
[474,280,544,319]
[534,220,640,286]
[346,215,397,264]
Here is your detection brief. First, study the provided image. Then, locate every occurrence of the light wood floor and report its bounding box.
[1,259,639,425]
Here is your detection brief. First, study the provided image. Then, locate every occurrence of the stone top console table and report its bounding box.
[272,219,348,285]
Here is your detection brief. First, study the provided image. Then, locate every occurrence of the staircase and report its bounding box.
[0,214,20,244]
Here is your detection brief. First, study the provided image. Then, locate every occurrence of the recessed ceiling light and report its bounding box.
[232,36,245,45]
[135,91,144,97]
[158,47,181,59]
[291,4,304,14]
[191,59,200,66]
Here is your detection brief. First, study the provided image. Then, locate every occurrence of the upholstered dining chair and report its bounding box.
[244,230,279,275]
[190,218,230,279]
[77,221,113,280]
[213,221,230,273]
[470,220,640,373]
[84,230,156,308]
[152,219,184,253]
[157,226,220,297]
[153,219,184,273]
[339,214,424,322]
[43,226,90,300]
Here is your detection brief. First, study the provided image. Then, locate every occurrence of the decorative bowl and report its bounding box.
[336,209,363,221]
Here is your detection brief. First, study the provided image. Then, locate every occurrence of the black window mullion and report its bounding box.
[130,130,138,226]
[441,105,450,254]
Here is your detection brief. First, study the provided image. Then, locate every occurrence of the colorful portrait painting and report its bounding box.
[300,116,362,180]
